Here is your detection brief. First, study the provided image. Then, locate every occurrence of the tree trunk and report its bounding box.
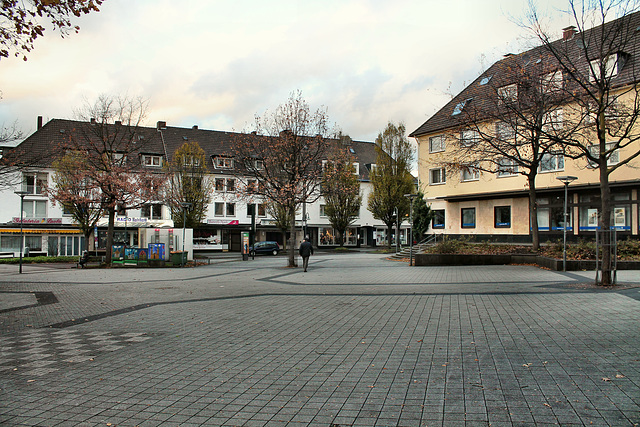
[106,207,115,264]
[288,204,297,268]
[599,165,612,286]
[528,175,540,251]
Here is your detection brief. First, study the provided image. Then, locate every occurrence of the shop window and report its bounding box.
[433,210,445,229]
[537,196,571,231]
[461,208,476,228]
[494,206,511,228]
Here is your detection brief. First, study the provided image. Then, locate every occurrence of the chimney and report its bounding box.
[37,116,43,130]
[157,121,167,130]
[192,125,198,130]
[114,120,122,126]
[90,118,96,125]
[563,26,577,41]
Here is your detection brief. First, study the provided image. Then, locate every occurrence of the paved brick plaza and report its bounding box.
[1,253,639,426]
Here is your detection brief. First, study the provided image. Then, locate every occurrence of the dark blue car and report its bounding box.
[249,241,280,256]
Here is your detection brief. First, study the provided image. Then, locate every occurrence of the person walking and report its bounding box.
[299,236,314,272]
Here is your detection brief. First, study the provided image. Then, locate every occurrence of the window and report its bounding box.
[590,55,618,82]
[542,71,563,93]
[214,202,224,216]
[246,179,257,194]
[215,178,235,192]
[143,155,162,167]
[452,98,472,116]
[543,108,563,132]
[320,204,327,217]
[352,162,360,175]
[461,164,480,182]
[461,130,480,147]
[540,152,564,172]
[497,158,518,177]
[429,135,445,153]
[248,203,266,217]
[112,152,126,162]
[498,84,517,104]
[429,168,445,185]
[183,156,200,167]
[226,203,235,216]
[22,173,47,195]
[433,210,445,229]
[141,204,163,220]
[213,156,234,169]
[461,208,476,228]
[23,200,47,218]
[496,121,515,140]
[588,142,619,167]
[494,206,511,228]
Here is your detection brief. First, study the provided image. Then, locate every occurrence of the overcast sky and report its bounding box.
[1,0,570,143]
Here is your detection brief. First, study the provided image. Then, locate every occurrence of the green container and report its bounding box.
[170,251,188,266]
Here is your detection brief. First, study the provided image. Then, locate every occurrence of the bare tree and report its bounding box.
[527,0,640,285]
[441,50,576,250]
[232,91,332,267]
[63,94,166,263]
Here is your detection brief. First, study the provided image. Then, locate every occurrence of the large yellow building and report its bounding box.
[410,12,640,243]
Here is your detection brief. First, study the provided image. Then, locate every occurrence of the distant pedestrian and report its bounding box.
[299,236,314,272]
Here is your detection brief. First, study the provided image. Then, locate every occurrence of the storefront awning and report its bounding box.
[0,228,82,234]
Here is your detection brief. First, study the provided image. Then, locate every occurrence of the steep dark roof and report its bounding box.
[410,10,640,138]
[12,118,378,180]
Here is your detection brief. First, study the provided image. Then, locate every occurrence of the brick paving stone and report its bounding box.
[1,254,639,426]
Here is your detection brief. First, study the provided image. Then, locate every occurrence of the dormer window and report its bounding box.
[542,71,563,93]
[143,155,162,167]
[352,162,359,175]
[213,156,234,169]
[498,84,517,104]
[589,54,625,82]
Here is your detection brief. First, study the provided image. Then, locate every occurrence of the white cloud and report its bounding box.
[0,0,573,142]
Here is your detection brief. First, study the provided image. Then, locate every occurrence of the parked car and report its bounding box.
[250,241,280,256]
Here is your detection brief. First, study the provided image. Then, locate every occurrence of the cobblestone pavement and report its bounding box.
[1,253,639,426]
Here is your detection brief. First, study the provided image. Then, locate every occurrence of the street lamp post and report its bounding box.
[14,190,29,274]
[556,176,577,272]
[180,202,192,267]
[404,194,418,266]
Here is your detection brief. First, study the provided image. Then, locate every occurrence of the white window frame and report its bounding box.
[497,158,518,177]
[141,204,163,220]
[143,155,162,167]
[460,130,480,147]
[540,152,565,173]
[590,55,618,82]
[320,204,327,217]
[496,121,515,141]
[498,84,517,104]
[23,200,47,218]
[22,172,47,195]
[429,168,446,185]
[461,164,480,182]
[543,108,564,132]
[213,156,234,169]
[588,142,619,167]
[542,70,563,93]
[429,135,445,153]
[352,162,360,175]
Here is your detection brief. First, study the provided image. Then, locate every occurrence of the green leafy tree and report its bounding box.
[412,192,432,242]
[165,141,212,228]
[321,140,363,246]
[367,121,416,248]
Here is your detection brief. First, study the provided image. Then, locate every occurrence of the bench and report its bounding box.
[77,256,103,268]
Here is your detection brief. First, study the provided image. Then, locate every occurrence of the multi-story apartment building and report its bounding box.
[410,12,640,243]
[0,118,397,258]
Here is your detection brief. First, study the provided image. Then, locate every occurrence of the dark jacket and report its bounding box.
[299,240,314,257]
